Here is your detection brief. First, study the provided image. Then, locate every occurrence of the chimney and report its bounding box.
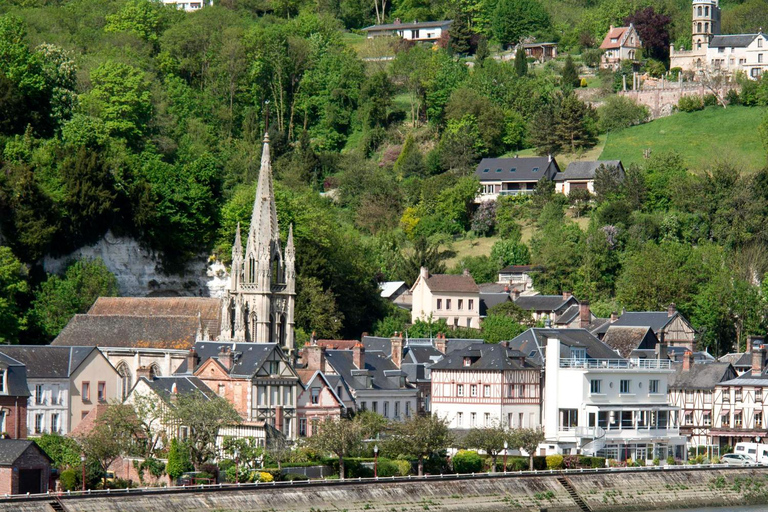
[609,24,614,30]
[353,342,365,370]
[170,382,178,402]
[136,366,152,381]
[656,333,668,360]
[420,267,429,280]
[682,351,694,372]
[752,347,766,376]
[463,268,470,277]
[310,331,318,345]
[548,154,553,162]
[435,333,447,354]
[579,301,591,329]
[218,347,234,371]
[391,332,404,368]
[504,284,510,293]
[186,349,198,374]
[667,303,677,318]
[511,289,520,301]
[746,335,756,353]
[306,344,326,372]
[275,405,284,432]
[562,291,572,300]
[610,311,618,322]
[394,17,401,24]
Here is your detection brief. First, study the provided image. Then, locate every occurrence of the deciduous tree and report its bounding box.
[388,414,452,476]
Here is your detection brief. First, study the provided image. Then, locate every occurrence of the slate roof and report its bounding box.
[610,312,676,332]
[360,336,483,358]
[499,265,534,273]
[667,347,714,362]
[507,328,619,366]
[0,346,95,379]
[362,20,452,31]
[475,157,559,182]
[143,376,216,402]
[429,343,538,371]
[668,362,736,390]
[480,292,510,316]
[0,353,30,397]
[379,281,407,299]
[176,341,284,379]
[602,326,658,358]
[554,304,580,325]
[424,274,479,293]
[719,353,752,369]
[514,295,575,313]
[52,314,199,350]
[553,160,624,181]
[324,350,413,391]
[710,34,759,48]
[88,297,222,338]
[0,440,51,465]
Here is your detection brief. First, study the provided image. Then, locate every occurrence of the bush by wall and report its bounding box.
[678,95,704,112]
[452,450,484,474]
[546,455,564,470]
[60,469,78,491]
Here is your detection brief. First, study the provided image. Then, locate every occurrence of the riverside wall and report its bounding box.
[4,467,768,512]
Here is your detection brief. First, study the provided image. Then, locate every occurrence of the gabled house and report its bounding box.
[379,281,412,310]
[411,267,480,329]
[0,354,30,439]
[553,160,624,196]
[601,326,658,358]
[361,19,452,41]
[0,346,117,437]
[511,291,594,328]
[667,353,736,449]
[0,440,53,495]
[475,156,560,202]
[177,342,301,440]
[600,24,642,69]
[295,368,348,438]
[518,42,558,62]
[593,304,696,351]
[430,343,541,430]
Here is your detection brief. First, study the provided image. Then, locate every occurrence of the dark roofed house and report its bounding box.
[0,354,30,440]
[602,326,658,358]
[553,160,624,196]
[361,19,451,41]
[605,304,696,351]
[411,267,481,329]
[511,291,595,328]
[0,440,53,495]
[475,156,559,203]
[52,314,202,350]
[496,265,535,292]
[507,327,619,366]
[430,343,541,430]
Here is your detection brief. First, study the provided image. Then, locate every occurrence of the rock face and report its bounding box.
[43,231,229,298]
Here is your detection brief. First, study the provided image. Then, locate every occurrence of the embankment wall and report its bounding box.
[3,467,768,512]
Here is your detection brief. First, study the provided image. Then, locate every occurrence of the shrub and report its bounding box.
[582,49,603,68]
[393,459,412,476]
[546,455,564,470]
[703,93,718,107]
[597,95,649,132]
[166,439,193,480]
[60,469,78,491]
[580,78,588,88]
[678,95,704,112]
[666,456,675,466]
[258,471,274,482]
[284,472,309,481]
[452,450,484,473]
[725,88,740,105]
[376,458,400,477]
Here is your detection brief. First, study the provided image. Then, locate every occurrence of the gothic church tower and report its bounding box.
[220,133,296,352]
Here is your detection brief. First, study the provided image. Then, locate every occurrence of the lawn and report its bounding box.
[600,106,766,172]
[506,134,607,169]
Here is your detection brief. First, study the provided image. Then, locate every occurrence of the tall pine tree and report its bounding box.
[560,54,579,91]
[514,46,528,76]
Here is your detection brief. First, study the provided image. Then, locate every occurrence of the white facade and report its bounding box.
[27,380,68,436]
[102,348,188,400]
[356,390,418,421]
[410,268,480,329]
[362,21,451,41]
[161,0,208,11]
[543,337,686,462]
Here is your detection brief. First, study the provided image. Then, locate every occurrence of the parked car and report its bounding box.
[721,453,755,466]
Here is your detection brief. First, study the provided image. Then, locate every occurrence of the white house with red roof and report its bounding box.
[600,24,642,69]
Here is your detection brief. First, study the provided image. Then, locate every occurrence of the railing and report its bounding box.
[559,358,671,370]
[2,464,761,502]
[498,190,535,196]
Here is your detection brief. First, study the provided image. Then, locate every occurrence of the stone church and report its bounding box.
[220,133,296,351]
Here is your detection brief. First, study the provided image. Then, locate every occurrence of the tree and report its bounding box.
[400,237,447,286]
[449,10,473,56]
[490,238,530,267]
[509,427,544,470]
[514,46,528,77]
[31,258,118,339]
[78,407,136,486]
[560,55,579,91]
[491,0,550,48]
[597,95,649,133]
[464,424,510,471]
[624,7,671,62]
[172,392,242,468]
[475,36,489,66]
[557,91,598,153]
[388,414,452,476]
[296,276,344,339]
[394,134,425,178]
[166,439,193,480]
[36,433,82,470]
[307,417,363,479]
[481,314,528,343]
[0,247,28,344]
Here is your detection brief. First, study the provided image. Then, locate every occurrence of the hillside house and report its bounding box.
[497,265,535,292]
[553,160,624,195]
[411,267,481,329]
[361,19,451,41]
[600,24,642,69]
[475,156,560,202]
[518,42,558,62]
[593,305,696,351]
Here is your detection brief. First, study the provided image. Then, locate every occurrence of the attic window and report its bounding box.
[483,168,489,172]
[532,167,539,172]
[611,38,618,43]
[496,168,502,173]
[529,350,537,357]
[463,357,471,367]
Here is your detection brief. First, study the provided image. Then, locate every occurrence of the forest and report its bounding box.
[2,0,768,353]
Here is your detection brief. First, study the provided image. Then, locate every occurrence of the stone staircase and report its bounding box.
[48,499,67,512]
[556,476,591,512]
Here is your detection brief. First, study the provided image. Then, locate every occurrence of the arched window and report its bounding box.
[705,22,709,33]
[705,6,709,16]
[697,39,702,49]
[244,304,251,341]
[117,363,132,400]
[697,22,702,33]
[149,364,161,379]
[697,6,702,16]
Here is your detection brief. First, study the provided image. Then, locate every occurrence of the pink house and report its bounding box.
[296,368,348,438]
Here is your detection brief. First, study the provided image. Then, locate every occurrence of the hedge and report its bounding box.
[452,450,484,474]
[546,455,564,470]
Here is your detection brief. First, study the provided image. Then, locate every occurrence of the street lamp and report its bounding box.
[374,445,379,479]
[503,441,508,473]
[80,455,86,492]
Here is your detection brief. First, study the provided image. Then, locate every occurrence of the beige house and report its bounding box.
[600,24,642,69]
[410,267,480,329]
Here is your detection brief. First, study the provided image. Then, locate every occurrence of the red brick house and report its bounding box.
[0,353,30,439]
[0,440,52,495]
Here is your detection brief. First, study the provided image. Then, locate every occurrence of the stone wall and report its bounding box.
[4,467,768,512]
[618,82,736,119]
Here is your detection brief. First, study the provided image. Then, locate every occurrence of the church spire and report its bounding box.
[246,133,280,254]
[232,222,243,261]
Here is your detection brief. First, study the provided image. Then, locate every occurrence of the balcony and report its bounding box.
[559,358,671,370]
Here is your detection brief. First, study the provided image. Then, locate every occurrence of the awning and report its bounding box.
[721,410,730,415]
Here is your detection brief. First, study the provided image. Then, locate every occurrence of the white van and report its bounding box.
[733,442,768,464]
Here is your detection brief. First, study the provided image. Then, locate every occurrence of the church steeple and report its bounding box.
[230,222,243,290]
[246,133,280,257]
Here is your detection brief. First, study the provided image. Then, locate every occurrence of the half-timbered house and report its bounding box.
[667,351,736,449]
[429,343,541,430]
[593,304,696,350]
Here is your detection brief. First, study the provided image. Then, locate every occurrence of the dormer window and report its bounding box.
[463,357,471,367]
[496,168,502,173]
[611,38,618,43]
[483,168,489,173]
[531,167,538,172]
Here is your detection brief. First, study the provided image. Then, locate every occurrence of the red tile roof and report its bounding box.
[600,26,629,49]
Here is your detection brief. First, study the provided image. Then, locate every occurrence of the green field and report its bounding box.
[600,106,767,172]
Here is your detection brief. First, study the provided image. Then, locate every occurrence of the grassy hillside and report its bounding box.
[600,106,767,172]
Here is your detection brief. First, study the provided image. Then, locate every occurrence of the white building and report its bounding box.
[430,343,541,430]
[161,0,210,12]
[543,336,686,462]
[474,156,560,203]
[361,20,452,41]
[410,267,480,329]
